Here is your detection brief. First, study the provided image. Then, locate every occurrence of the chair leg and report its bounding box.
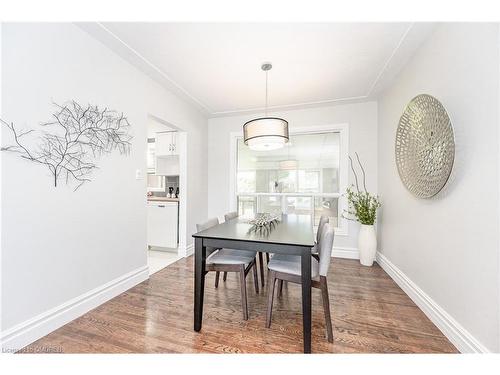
[265,271,277,328]
[258,252,265,287]
[223,272,227,281]
[320,276,334,343]
[278,279,283,297]
[239,265,249,320]
[252,261,259,293]
[215,271,220,288]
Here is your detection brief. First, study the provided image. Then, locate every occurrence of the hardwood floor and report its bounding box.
[21,257,458,353]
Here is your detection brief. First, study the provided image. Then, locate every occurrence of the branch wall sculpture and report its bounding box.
[1,100,133,190]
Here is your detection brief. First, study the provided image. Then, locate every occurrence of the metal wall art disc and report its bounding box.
[395,94,455,198]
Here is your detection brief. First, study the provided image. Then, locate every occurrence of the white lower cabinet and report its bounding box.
[147,201,178,248]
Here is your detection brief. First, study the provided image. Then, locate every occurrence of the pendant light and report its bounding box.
[279,142,298,170]
[279,159,298,170]
[243,63,289,151]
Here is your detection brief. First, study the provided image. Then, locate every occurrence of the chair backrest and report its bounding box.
[224,211,238,222]
[196,218,220,256]
[196,217,219,232]
[318,223,335,277]
[317,215,330,243]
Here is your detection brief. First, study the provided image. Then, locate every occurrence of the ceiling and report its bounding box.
[79,22,436,117]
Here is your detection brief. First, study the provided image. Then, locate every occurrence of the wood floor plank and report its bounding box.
[21,257,458,353]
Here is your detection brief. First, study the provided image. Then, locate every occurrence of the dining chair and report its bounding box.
[312,215,329,258]
[265,223,335,342]
[224,211,238,221]
[196,218,259,320]
[223,211,268,288]
[276,215,330,297]
[222,211,238,283]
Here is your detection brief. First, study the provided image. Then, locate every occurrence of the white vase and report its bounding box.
[358,224,376,266]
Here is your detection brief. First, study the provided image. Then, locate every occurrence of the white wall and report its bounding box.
[207,102,378,251]
[3,21,498,354]
[377,23,500,352]
[0,23,207,348]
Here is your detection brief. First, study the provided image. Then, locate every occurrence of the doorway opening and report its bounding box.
[146,115,187,275]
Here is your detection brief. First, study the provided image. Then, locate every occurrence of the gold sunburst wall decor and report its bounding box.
[395,94,455,198]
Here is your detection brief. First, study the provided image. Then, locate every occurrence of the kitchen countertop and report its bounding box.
[147,196,179,202]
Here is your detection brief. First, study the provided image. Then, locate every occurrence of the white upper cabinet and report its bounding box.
[155,131,179,156]
[156,155,180,176]
[154,131,180,176]
[170,132,179,155]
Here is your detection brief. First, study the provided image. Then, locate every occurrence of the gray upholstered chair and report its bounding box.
[223,211,268,287]
[312,215,329,257]
[196,218,259,320]
[224,211,238,221]
[276,215,330,296]
[265,223,335,342]
[221,211,239,283]
[221,211,256,286]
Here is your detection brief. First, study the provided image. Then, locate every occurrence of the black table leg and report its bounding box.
[258,252,265,287]
[194,237,206,332]
[301,250,312,353]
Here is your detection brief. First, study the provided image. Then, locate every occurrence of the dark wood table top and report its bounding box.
[193,214,315,247]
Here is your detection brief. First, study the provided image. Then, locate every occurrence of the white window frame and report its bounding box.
[229,123,349,236]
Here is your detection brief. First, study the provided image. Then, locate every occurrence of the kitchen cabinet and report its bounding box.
[147,201,178,248]
[155,131,179,156]
[155,155,180,176]
[151,131,180,176]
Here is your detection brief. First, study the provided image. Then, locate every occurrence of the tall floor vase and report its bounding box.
[358,224,376,266]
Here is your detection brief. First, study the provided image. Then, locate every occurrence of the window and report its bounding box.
[236,170,256,193]
[233,127,348,234]
[298,170,320,192]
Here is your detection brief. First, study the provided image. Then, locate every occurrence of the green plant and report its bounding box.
[342,152,381,225]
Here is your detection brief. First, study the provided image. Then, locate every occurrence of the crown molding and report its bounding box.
[366,23,414,96]
[209,95,370,117]
[77,22,213,116]
[78,22,430,118]
[366,22,437,97]
[95,22,213,114]
[209,23,421,117]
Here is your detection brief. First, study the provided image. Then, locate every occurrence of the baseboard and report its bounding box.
[177,243,194,258]
[185,243,194,257]
[1,265,149,353]
[376,251,489,353]
[177,243,186,257]
[332,246,359,259]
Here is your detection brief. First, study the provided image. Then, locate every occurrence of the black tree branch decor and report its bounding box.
[1,100,133,191]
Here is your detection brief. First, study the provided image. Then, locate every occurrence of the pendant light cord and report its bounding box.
[265,70,268,116]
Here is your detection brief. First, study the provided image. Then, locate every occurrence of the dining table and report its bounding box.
[192,213,315,353]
